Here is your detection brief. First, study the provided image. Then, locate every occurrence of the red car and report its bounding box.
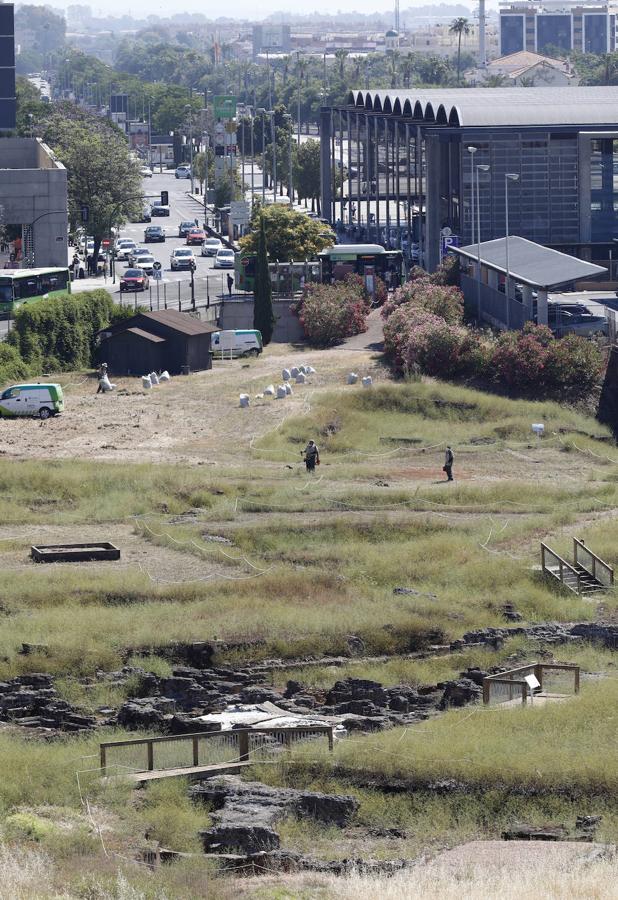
[120,268,150,292]
[186,228,205,246]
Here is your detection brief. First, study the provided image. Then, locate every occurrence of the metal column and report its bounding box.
[356,111,362,231]
[406,123,412,259]
[374,116,381,243]
[347,109,353,225]
[339,108,345,225]
[365,114,371,240]
[416,125,423,268]
[385,119,391,246]
[395,122,401,249]
[319,106,333,222]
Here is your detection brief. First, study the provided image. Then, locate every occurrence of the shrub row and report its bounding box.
[383,268,605,400]
[1,290,131,385]
[293,275,373,347]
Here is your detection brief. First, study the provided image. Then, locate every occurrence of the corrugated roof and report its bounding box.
[126,327,166,343]
[452,237,607,288]
[345,86,618,128]
[140,309,219,335]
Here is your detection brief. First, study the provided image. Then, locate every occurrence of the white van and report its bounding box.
[0,383,64,419]
[211,329,263,358]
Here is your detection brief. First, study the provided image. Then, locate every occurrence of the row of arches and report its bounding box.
[346,90,462,126]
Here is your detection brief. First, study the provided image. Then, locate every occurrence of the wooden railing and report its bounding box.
[483,663,580,706]
[541,542,581,593]
[100,725,334,777]
[573,539,614,588]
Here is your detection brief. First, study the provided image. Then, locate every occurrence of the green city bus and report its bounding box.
[0,268,71,316]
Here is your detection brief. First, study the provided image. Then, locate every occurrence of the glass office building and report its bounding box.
[0,4,15,130]
[322,87,618,271]
[500,1,617,55]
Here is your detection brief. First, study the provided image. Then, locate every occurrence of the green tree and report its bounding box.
[14,77,49,137]
[41,105,143,266]
[15,5,66,74]
[449,17,471,85]
[240,205,334,262]
[294,140,322,213]
[253,215,275,345]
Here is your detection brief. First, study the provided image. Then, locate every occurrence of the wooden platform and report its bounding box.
[112,760,254,784]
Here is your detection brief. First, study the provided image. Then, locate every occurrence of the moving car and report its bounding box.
[136,254,156,275]
[120,268,149,292]
[186,227,205,246]
[140,166,153,178]
[178,221,195,237]
[170,248,196,270]
[175,165,191,179]
[127,248,150,267]
[211,329,263,358]
[213,248,235,269]
[201,237,223,257]
[115,239,136,260]
[151,199,170,217]
[144,225,166,243]
[0,383,64,420]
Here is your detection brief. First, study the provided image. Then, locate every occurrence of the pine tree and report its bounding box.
[253,214,275,345]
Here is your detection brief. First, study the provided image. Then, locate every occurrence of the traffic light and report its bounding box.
[161,190,168,206]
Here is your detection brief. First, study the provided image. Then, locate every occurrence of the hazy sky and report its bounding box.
[46,0,480,23]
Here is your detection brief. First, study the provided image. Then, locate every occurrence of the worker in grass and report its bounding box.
[302,440,320,473]
[443,445,454,482]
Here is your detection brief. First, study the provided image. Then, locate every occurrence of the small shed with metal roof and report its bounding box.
[98,309,218,375]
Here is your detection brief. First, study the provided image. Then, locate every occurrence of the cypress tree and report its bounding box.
[253,214,275,345]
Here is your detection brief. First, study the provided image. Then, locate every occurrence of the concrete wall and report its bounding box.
[201,298,305,343]
[0,138,68,268]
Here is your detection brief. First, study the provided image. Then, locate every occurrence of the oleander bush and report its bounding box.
[293,276,371,346]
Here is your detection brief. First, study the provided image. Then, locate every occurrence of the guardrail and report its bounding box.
[483,663,580,706]
[100,725,334,777]
[541,542,582,593]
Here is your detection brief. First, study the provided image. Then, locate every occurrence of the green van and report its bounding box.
[0,383,64,419]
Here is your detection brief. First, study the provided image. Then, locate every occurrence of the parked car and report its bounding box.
[178,221,195,237]
[0,383,64,419]
[120,268,149,292]
[151,200,170,217]
[201,237,223,257]
[548,304,608,337]
[144,225,166,243]
[211,329,263,358]
[140,165,153,178]
[175,165,191,179]
[170,248,196,270]
[186,227,206,246]
[213,248,235,269]
[115,239,136,260]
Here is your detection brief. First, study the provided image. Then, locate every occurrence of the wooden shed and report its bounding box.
[98,309,218,376]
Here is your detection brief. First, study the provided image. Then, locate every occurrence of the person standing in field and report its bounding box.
[444,445,454,481]
[303,440,320,473]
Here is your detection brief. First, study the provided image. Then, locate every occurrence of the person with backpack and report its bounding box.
[443,446,454,482]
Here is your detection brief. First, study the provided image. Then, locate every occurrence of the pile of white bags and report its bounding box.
[263,384,275,396]
[239,394,250,408]
[347,372,359,385]
[362,375,373,388]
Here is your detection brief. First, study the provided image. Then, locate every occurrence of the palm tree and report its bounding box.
[334,49,348,83]
[402,52,415,88]
[388,50,401,88]
[449,17,471,85]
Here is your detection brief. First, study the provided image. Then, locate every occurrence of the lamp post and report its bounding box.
[248,106,255,209]
[283,113,293,204]
[184,104,194,194]
[467,146,477,247]
[475,163,490,321]
[504,173,519,320]
[296,51,302,146]
[269,110,277,200]
[257,108,267,204]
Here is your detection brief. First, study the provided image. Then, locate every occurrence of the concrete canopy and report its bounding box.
[452,237,607,289]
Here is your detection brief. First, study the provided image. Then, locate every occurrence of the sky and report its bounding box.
[46,0,481,23]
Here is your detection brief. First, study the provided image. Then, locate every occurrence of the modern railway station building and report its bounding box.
[320,86,618,272]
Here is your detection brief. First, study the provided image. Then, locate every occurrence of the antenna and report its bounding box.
[394,0,400,33]
[478,0,486,66]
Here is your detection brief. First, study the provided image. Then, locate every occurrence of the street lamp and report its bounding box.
[247,106,255,209]
[504,173,519,318]
[184,104,194,194]
[467,146,477,247]
[475,163,490,321]
[256,108,268,204]
[283,113,293,205]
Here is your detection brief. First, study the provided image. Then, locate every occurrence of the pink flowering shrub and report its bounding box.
[382,280,464,325]
[293,276,370,347]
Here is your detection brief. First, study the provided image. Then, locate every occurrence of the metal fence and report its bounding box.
[461,274,530,330]
[117,274,230,313]
[483,663,580,706]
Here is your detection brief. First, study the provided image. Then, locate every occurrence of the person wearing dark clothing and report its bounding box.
[87,255,94,276]
[303,440,320,473]
[96,362,108,394]
[444,446,454,481]
[227,273,234,296]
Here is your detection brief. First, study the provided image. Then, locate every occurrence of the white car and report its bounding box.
[175,165,191,179]
[214,248,235,269]
[115,239,136,260]
[202,237,223,257]
[170,248,196,270]
[128,248,151,267]
[136,254,156,275]
[140,165,153,178]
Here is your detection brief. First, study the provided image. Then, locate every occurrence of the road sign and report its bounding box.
[80,204,89,224]
[440,234,460,258]
[152,268,162,281]
[214,95,236,120]
[230,200,250,225]
[153,261,162,271]
[101,238,111,248]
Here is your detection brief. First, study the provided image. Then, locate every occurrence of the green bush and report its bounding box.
[8,289,115,371]
[4,812,55,842]
[0,343,31,387]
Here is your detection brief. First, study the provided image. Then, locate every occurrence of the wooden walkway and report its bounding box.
[121,760,254,784]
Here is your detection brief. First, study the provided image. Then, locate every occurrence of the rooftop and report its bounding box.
[345,86,618,127]
[452,237,607,288]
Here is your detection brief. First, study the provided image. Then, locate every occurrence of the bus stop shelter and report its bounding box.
[452,237,607,328]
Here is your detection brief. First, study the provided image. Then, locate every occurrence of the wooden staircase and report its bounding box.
[541,539,614,596]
